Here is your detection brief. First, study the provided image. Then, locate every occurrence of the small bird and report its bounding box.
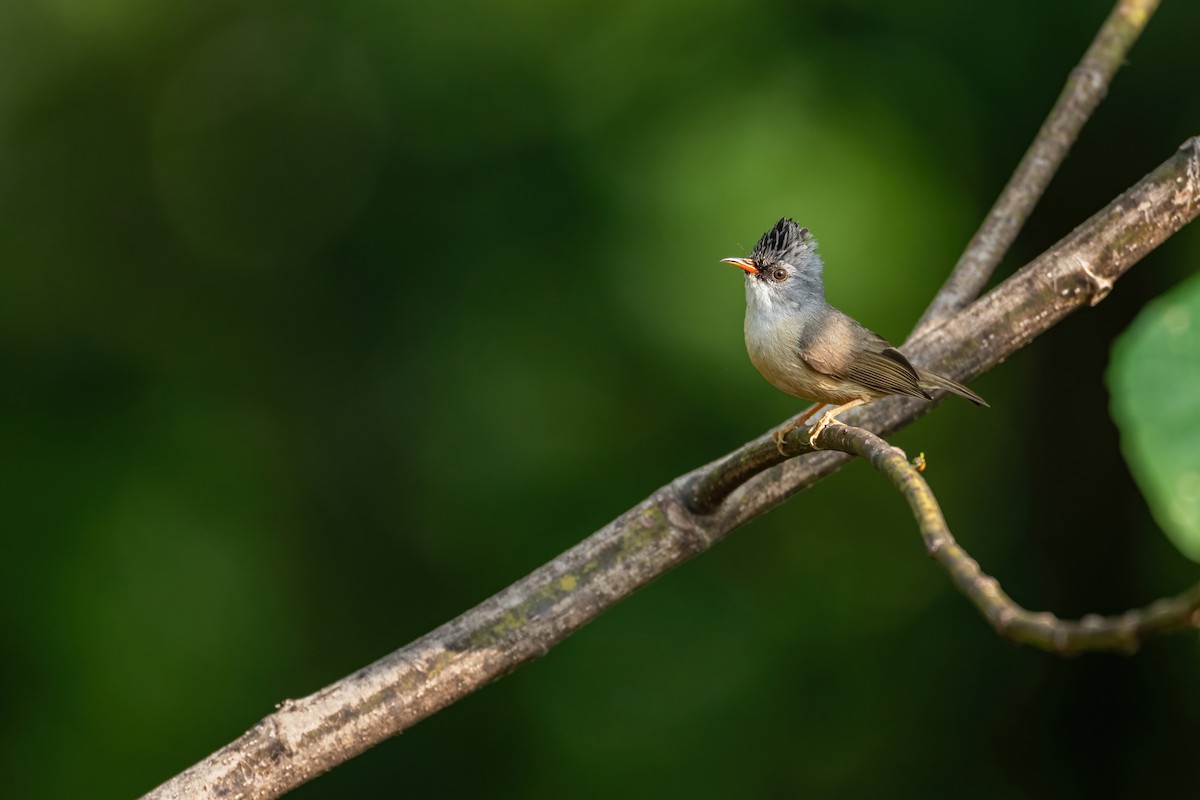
[722,218,986,453]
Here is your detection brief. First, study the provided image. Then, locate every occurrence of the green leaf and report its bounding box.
[1109,273,1200,562]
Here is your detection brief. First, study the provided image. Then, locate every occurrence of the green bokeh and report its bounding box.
[2,1,1198,798]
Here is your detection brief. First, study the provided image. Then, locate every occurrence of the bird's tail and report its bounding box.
[916,369,988,407]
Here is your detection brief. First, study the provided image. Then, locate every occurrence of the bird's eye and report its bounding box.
[771,268,787,282]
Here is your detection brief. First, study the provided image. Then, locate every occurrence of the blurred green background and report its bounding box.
[2,0,1199,797]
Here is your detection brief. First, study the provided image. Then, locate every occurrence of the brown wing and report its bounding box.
[800,313,931,400]
[845,346,932,400]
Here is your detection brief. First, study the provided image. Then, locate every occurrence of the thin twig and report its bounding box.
[143,138,1200,800]
[820,423,1200,655]
[912,0,1161,335]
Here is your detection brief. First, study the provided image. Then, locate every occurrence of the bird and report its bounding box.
[721,218,987,453]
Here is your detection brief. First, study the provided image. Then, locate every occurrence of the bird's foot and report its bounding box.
[806,411,846,447]
[773,403,828,456]
[773,421,801,455]
[805,398,868,447]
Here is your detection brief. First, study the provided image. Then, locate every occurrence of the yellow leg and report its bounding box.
[807,398,866,447]
[773,403,823,455]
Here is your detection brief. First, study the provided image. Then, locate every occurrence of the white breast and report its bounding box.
[742,284,867,404]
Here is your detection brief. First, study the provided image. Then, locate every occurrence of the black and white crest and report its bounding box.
[751,218,814,266]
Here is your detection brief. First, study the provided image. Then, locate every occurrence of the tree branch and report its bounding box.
[820,423,1200,655]
[913,0,1161,334]
[142,137,1200,800]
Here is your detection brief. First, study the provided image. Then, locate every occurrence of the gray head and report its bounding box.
[721,218,825,312]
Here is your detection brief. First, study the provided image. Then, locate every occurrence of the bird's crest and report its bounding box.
[751,218,815,265]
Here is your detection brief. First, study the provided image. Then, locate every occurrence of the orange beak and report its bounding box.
[721,257,759,274]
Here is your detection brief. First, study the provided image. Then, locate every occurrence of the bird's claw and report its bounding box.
[806,411,846,447]
[773,427,793,456]
[774,402,835,455]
